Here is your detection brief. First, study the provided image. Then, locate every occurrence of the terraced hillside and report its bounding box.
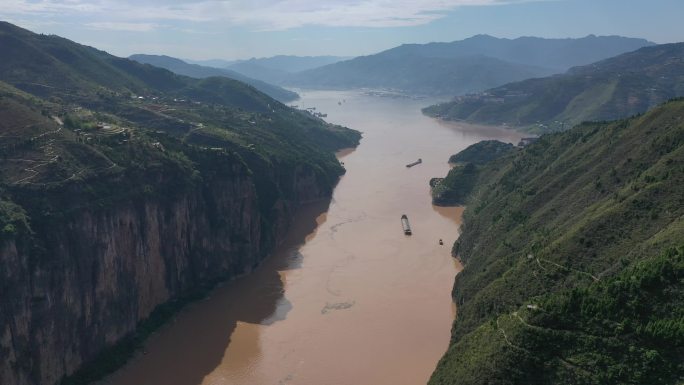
[429,99,684,384]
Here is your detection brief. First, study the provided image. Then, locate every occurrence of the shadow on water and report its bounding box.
[103,199,332,385]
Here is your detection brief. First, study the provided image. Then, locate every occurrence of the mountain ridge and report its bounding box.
[386,34,654,70]
[285,34,654,96]
[187,55,350,85]
[423,42,684,132]
[128,54,299,102]
[286,53,555,96]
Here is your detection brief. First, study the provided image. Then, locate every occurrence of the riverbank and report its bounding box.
[99,200,333,385]
[102,89,525,385]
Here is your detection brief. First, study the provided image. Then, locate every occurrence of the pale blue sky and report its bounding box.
[2,0,682,60]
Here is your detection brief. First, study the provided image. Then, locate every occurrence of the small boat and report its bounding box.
[401,214,412,235]
[406,158,422,168]
[439,239,444,245]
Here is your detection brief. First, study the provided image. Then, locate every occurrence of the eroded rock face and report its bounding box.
[0,161,335,385]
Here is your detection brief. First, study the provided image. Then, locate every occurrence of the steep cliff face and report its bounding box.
[0,158,338,385]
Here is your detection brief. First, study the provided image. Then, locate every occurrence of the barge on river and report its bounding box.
[401,214,412,235]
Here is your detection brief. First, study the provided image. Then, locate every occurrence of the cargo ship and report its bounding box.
[406,158,422,168]
[401,214,412,235]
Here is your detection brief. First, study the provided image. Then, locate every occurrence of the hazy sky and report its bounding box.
[2,0,683,60]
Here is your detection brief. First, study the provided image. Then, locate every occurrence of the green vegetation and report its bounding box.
[429,100,684,384]
[0,19,360,256]
[448,140,515,165]
[431,247,684,385]
[431,163,479,206]
[128,54,299,102]
[0,21,360,385]
[431,140,516,206]
[0,198,30,241]
[0,21,359,196]
[424,43,684,132]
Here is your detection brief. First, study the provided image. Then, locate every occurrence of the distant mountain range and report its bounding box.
[381,34,655,71]
[423,42,684,132]
[129,54,298,102]
[287,54,555,96]
[282,34,654,96]
[188,55,349,85]
[190,55,348,73]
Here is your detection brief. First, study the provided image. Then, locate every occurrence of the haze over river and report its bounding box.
[103,90,524,385]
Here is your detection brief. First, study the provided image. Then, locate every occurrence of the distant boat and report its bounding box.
[406,158,422,168]
[401,214,412,235]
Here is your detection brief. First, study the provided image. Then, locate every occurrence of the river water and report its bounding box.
[102,90,524,385]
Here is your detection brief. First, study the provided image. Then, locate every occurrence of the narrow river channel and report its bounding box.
[102,90,525,385]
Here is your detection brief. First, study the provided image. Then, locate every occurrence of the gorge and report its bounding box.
[2,17,683,385]
[99,90,525,384]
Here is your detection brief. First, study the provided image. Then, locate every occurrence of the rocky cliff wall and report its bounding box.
[0,160,335,385]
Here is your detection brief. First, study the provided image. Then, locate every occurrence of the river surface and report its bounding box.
[102,90,524,385]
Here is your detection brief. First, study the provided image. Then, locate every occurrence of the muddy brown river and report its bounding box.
[102,90,524,385]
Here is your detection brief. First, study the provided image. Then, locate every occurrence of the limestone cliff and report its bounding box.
[0,157,338,385]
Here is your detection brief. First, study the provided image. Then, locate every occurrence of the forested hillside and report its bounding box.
[424,43,684,132]
[430,99,684,384]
